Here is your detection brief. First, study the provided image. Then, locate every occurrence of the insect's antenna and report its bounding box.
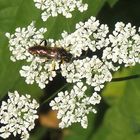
[44,40,47,46]
[40,40,48,46]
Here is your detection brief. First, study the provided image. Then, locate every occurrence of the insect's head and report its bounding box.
[62,52,73,62]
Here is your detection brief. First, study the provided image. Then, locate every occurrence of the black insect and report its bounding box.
[28,40,73,62]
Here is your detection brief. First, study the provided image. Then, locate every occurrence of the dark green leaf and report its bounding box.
[107,0,119,7]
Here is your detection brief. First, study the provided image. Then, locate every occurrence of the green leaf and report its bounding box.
[63,113,95,140]
[0,0,118,139]
[102,67,134,105]
[29,127,47,140]
[91,65,140,140]
[0,0,43,100]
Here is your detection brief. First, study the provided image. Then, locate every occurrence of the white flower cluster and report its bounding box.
[102,22,140,67]
[6,22,61,89]
[34,0,88,21]
[50,82,101,128]
[6,17,140,90]
[5,22,47,62]
[61,56,112,91]
[0,91,39,140]
[20,58,60,89]
[59,16,109,57]
[5,16,140,130]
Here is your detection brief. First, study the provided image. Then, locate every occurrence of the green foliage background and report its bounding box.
[0,0,140,139]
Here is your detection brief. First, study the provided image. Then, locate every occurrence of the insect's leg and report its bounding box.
[51,60,56,70]
[62,59,65,64]
[42,59,56,70]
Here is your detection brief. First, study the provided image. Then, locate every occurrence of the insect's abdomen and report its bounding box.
[28,46,59,59]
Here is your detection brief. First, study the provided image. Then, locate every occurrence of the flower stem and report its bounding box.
[111,74,140,82]
[42,74,140,104]
[42,83,68,105]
